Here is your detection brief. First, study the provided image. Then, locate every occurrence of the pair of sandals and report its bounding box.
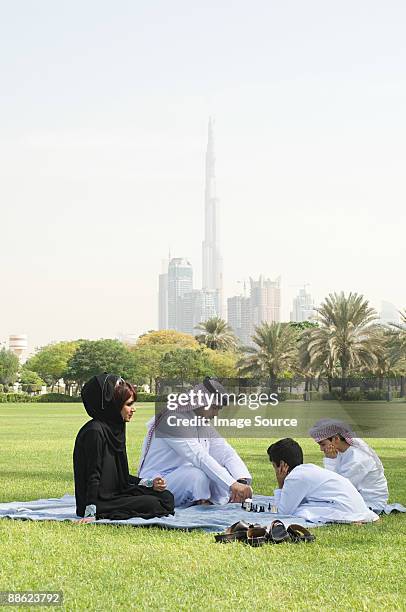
[214,520,315,547]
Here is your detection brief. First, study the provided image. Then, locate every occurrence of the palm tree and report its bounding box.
[372,327,405,391]
[195,317,238,351]
[302,292,379,396]
[389,309,406,396]
[237,322,298,390]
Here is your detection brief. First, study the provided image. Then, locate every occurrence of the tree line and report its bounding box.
[1,292,405,398]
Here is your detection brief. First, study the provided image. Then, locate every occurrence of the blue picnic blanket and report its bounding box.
[0,494,322,532]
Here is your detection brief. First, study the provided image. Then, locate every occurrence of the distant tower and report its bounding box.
[9,334,28,364]
[227,295,251,346]
[158,257,169,330]
[249,276,281,330]
[181,289,218,335]
[202,117,223,317]
[290,287,315,323]
[380,301,400,326]
[167,258,193,331]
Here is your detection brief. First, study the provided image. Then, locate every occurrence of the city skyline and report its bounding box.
[1,1,405,348]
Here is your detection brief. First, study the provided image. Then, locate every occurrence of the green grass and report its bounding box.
[1,403,406,611]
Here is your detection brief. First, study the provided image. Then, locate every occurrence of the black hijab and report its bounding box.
[81,373,127,453]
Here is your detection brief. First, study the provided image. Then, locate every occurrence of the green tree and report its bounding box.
[195,317,238,351]
[136,330,198,348]
[237,322,298,389]
[25,341,79,391]
[159,348,214,384]
[205,349,239,378]
[0,348,19,386]
[130,345,166,390]
[19,368,44,394]
[129,330,199,391]
[65,340,136,388]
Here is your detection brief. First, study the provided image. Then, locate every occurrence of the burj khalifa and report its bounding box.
[202,117,223,317]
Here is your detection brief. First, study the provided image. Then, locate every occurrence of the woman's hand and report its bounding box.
[76,517,96,524]
[153,476,167,492]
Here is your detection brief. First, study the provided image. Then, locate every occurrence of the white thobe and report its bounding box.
[273,463,379,523]
[138,418,252,507]
[323,445,388,511]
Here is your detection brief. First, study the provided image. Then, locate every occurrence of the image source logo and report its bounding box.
[153,378,406,439]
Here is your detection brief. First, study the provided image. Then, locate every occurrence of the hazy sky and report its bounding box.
[1,0,405,350]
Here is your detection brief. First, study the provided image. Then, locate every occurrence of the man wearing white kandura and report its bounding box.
[138,378,252,507]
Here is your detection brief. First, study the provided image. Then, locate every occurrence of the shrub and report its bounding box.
[136,392,157,403]
[34,393,82,403]
[365,389,390,401]
[0,393,32,403]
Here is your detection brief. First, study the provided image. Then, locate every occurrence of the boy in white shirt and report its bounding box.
[309,419,388,511]
[267,438,379,524]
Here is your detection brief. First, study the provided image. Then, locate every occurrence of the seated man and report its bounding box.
[138,378,252,507]
[267,438,379,523]
[309,419,388,512]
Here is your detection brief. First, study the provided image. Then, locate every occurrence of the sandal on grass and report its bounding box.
[214,521,263,544]
[214,520,252,543]
[267,520,291,544]
[246,525,268,547]
[287,524,316,543]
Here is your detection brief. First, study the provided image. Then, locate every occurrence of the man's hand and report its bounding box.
[275,461,289,489]
[229,481,253,503]
[153,476,167,492]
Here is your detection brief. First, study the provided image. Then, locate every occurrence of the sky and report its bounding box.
[1,0,405,350]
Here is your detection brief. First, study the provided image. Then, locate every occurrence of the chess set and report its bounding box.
[241,498,277,513]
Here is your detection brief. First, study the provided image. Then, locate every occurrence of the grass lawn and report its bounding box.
[1,402,406,611]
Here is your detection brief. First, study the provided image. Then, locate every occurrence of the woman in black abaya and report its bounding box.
[73,373,174,521]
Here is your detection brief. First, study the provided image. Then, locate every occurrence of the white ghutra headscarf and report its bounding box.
[309,418,384,472]
[138,379,226,474]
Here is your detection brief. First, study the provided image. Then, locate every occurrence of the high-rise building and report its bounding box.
[290,287,315,323]
[227,295,251,346]
[158,257,169,330]
[249,276,281,330]
[380,301,399,326]
[202,118,223,317]
[167,258,193,330]
[181,289,218,335]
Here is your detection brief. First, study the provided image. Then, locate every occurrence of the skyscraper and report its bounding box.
[380,301,400,326]
[202,118,223,317]
[290,287,315,323]
[227,295,251,346]
[167,258,193,330]
[158,258,169,330]
[249,275,281,330]
[181,289,218,335]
